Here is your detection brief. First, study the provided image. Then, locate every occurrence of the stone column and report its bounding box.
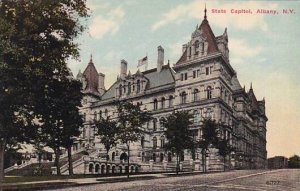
[163,160,168,170]
[195,159,200,171]
[149,159,154,172]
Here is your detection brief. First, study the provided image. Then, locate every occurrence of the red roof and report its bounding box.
[83,59,99,94]
[176,17,220,65]
[198,19,219,54]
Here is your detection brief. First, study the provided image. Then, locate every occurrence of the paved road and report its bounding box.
[46,169,300,191]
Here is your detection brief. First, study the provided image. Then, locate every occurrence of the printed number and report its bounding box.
[266,181,280,185]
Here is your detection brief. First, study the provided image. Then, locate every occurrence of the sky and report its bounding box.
[68,0,300,158]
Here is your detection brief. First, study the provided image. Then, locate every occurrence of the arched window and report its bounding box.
[112,152,115,161]
[153,153,156,162]
[128,82,131,94]
[169,95,174,107]
[180,91,187,104]
[195,40,199,55]
[99,111,102,120]
[161,97,165,109]
[153,119,157,131]
[195,40,199,48]
[153,99,158,110]
[201,42,205,53]
[94,111,97,121]
[153,136,157,149]
[137,80,141,93]
[207,86,212,99]
[141,136,145,148]
[119,84,122,96]
[193,89,199,101]
[160,136,165,148]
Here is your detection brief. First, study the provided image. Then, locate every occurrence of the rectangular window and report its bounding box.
[210,66,213,74]
[184,73,187,80]
[193,71,196,78]
[206,67,209,75]
[197,69,200,77]
[181,73,184,81]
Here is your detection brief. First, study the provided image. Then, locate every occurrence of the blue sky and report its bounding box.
[68,0,300,158]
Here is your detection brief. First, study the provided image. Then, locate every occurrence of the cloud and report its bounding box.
[152,0,278,32]
[230,38,263,58]
[89,7,125,39]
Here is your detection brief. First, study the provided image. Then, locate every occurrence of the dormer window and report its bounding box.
[137,80,140,93]
[119,84,122,96]
[195,40,199,55]
[128,82,131,94]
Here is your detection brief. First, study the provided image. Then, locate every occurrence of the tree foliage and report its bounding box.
[94,116,119,171]
[288,155,300,168]
[217,138,234,171]
[198,118,219,172]
[0,0,88,181]
[116,101,151,178]
[160,110,194,174]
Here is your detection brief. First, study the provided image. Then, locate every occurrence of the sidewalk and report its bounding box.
[2,172,194,190]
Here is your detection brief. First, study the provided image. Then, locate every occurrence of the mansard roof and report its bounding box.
[82,58,99,95]
[100,65,175,101]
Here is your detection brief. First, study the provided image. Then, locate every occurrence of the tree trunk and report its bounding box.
[201,149,206,173]
[54,148,61,175]
[67,147,73,176]
[127,143,130,178]
[176,152,179,175]
[106,150,109,175]
[0,140,6,191]
[223,156,226,172]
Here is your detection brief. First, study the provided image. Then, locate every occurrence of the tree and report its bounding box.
[217,138,234,171]
[160,111,195,174]
[198,119,219,172]
[60,79,83,175]
[35,78,83,175]
[288,155,300,168]
[0,0,88,186]
[116,102,151,178]
[94,116,119,174]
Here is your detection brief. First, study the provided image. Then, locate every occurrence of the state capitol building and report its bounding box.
[74,9,268,174]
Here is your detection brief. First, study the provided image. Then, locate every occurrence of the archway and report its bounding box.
[95,164,100,173]
[120,152,128,161]
[168,152,172,162]
[101,165,105,174]
[106,165,110,174]
[131,166,134,173]
[160,153,164,162]
[119,166,122,174]
[89,163,94,173]
[153,153,156,162]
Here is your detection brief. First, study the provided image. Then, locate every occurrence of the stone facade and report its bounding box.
[75,11,268,174]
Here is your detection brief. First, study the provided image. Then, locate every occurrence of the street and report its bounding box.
[46,169,300,191]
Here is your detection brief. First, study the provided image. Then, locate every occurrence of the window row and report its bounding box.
[119,80,141,96]
[153,95,174,110]
[179,86,213,104]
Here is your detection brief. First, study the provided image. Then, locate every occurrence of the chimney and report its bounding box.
[98,73,105,96]
[157,45,164,73]
[120,59,127,78]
